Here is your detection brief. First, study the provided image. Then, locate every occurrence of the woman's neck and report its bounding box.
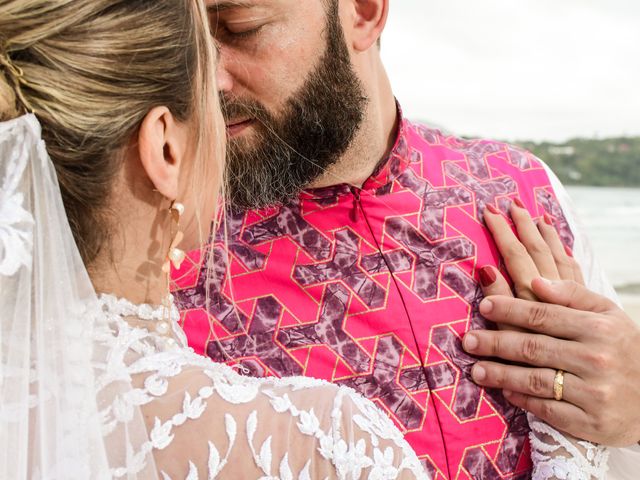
[90,201,172,307]
[91,260,167,307]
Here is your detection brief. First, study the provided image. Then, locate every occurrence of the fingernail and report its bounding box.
[472,364,486,381]
[479,298,494,315]
[564,245,574,257]
[543,213,554,226]
[479,266,497,287]
[513,198,525,209]
[503,389,513,398]
[464,334,479,352]
[486,204,500,215]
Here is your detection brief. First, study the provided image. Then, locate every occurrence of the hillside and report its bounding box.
[515,137,640,187]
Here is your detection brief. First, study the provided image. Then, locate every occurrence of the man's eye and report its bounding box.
[225,25,262,40]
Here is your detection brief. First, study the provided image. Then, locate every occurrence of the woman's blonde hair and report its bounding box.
[0,0,222,264]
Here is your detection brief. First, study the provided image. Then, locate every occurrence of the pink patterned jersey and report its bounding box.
[172,114,574,480]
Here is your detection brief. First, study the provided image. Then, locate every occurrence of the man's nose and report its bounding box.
[216,53,234,93]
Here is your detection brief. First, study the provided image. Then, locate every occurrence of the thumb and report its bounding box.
[531,278,617,313]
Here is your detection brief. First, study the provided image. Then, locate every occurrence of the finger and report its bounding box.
[470,361,590,409]
[478,266,527,332]
[502,391,592,440]
[510,200,560,280]
[478,266,513,298]
[536,215,576,281]
[484,205,538,300]
[531,278,617,314]
[477,295,595,339]
[462,328,590,374]
[536,217,585,285]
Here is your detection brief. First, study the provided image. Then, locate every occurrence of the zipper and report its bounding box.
[350,187,362,223]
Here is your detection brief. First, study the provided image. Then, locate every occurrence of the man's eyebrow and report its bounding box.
[207,1,254,13]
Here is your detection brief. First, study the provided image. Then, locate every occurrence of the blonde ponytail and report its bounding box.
[0,0,220,264]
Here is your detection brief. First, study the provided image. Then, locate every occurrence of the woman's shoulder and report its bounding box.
[103,332,427,479]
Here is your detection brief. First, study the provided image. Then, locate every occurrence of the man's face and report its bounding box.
[208,0,367,209]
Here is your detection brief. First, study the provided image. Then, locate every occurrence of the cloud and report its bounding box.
[382,0,640,141]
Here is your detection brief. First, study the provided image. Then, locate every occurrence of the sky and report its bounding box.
[381,0,640,142]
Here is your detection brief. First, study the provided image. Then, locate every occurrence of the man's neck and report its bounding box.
[308,93,399,189]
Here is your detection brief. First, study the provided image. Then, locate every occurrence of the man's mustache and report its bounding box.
[220,95,270,123]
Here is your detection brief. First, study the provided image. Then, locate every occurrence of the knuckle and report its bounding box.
[585,351,613,373]
[556,258,573,273]
[522,337,544,364]
[592,385,614,406]
[528,241,552,257]
[540,401,556,422]
[490,334,503,357]
[502,299,521,323]
[504,241,528,259]
[527,370,549,397]
[528,304,550,329]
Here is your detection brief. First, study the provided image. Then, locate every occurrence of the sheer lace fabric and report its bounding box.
[528,415,609,480]
[96,294,428,479]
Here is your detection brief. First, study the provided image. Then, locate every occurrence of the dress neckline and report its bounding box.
[97,293,180,323]
[97,293,188,349]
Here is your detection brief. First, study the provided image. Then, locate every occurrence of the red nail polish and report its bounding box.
[486,204,500,215]
[543,213,554,226]
[513,198,525,209]
[564,245,574,258]
[479,266,497,287]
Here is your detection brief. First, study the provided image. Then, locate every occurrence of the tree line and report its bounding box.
[516,137,640,187]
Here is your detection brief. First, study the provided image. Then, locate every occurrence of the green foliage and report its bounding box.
[515,137,640,187]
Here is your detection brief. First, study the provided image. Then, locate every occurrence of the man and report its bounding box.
[172,0,640,477]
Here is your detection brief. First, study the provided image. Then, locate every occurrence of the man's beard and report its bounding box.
[221,3,368,209]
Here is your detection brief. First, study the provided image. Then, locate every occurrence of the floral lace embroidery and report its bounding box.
[0,119,34,276]
[528,414,609,480]
[95,295,428,479]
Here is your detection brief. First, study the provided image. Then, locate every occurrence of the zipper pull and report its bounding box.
[350,187,361,223]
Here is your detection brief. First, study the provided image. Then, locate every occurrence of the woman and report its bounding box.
[0,0,609,479]
[0,1,424,478]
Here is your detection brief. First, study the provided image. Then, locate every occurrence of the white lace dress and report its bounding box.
[95,294,429,480]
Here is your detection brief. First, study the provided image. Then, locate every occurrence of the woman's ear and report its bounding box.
[137,106,188,201]
[348,0,389,52]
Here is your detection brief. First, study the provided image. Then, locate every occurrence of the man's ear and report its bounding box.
[137,106,186,201]
[348,0,389,52]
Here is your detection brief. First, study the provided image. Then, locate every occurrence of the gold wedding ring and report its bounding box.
[553,369,565,401]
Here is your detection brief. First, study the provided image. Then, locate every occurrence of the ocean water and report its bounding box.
[567,186,640,293]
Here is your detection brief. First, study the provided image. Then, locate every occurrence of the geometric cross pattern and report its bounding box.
[173,116,575,480]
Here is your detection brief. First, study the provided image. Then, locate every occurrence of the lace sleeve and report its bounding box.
[134,361,428,479]
[528,414,608,480]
